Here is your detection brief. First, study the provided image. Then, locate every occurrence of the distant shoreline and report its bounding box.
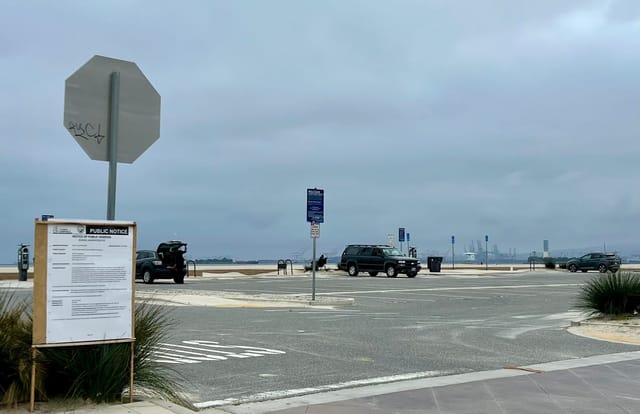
[3,263,640,281]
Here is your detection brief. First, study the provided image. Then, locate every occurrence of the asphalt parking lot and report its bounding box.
[132,269,639,408]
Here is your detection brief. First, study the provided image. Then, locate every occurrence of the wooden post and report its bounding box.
[129,340,135,403]
[30,347,37,412]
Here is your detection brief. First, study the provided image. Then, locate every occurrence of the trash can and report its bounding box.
[427,256,443,272]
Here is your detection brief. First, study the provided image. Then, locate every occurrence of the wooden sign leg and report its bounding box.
[30,347,37,412]
[129,340,135,403]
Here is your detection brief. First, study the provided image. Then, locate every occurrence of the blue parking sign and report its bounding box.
[306,188,324,223]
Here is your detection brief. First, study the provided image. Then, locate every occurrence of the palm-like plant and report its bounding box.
[0,290,44,407]
[1,292,190,408]
[42,301,190,406]
[576,272,640,316]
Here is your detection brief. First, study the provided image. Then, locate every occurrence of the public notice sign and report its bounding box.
[33,219,136,345]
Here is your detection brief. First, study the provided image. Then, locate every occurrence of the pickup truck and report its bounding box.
[566,252,621,273]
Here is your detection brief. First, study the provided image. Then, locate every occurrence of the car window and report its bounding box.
[137,251,155,260]
[345,246,359,255]
[382,248,402,256]
[360,247,373,255]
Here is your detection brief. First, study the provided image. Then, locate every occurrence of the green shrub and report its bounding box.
[124,302,190,405]
[0,290,44,407]
[0,294,189,408]
[576,272,640,316]
[41,301,189,405]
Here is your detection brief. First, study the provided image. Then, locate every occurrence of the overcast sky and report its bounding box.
[1,1,639,263]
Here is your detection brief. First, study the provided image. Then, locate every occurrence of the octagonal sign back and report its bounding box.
[64,55,161,163]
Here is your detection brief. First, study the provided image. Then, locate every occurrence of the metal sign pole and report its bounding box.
[485,235,488,270]
[311,223,316,301]
[451,235,456,270]
[107,71,120,220]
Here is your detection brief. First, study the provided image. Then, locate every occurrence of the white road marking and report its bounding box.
[496,326,543,339]
[151,340,285,365]
[322,283,581,296]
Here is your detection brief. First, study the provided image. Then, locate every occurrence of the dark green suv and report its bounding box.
[566,252,620,273]
[338,244,421,278]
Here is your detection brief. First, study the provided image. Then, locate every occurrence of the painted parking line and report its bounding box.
[151,340,286,365]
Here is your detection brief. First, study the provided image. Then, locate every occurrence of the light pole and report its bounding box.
[485,235,488,270]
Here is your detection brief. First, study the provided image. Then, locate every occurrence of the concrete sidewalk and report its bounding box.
[215,351,640,414]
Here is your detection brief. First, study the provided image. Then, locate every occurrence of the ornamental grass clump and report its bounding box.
[576,272,640,316]
[0,290,41,407]
[42,301,189,406]
[1,293,190,408]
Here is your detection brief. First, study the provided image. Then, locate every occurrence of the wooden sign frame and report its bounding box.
[30,218,137,411]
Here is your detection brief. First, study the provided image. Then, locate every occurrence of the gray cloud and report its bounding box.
[1,1,639,263]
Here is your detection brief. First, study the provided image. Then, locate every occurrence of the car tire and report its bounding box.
[142,270,154,284]
[568,264,577,272]
[407,271,417,278]
[368,272,378,277]
[174,275,185,284]
[347,263,359,277]
[598,264,607,273]
[386,265,397,278]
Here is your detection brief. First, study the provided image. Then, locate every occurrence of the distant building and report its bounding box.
[543,240,550,258]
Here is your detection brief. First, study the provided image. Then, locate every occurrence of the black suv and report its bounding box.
[338,244,421,278]
[566,252,621,273]
[136,241,188,284]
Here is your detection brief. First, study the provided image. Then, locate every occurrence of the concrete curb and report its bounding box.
[569,317,640,345]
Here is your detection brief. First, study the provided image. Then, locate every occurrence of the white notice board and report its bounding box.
[33,219,136,345]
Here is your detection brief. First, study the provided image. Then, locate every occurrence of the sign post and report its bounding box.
[307,189,324,301]
[107,72,120,220]
[310,223,320,300]
[451,235,455,270]
[64,55,161,220]
[485,234,489,270]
